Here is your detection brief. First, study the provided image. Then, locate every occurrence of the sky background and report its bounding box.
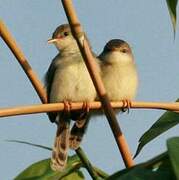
[0,1,179,179]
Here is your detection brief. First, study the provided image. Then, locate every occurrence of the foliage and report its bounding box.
[15,156,84,180]
[166,0,178,36]
[134,107,179,158]
[167,137,179,179]
[11,137,179,179]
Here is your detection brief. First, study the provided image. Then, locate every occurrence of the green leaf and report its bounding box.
[107,166,173,180]
[166,0,178,36]
[167,137,179,179]
[8,140,108,179]
[140,151,168,169]
[134,110,179,158]
[15,155,84,180]
[107,152,174,180]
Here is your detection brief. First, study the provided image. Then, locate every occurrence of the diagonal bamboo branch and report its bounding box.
[0,20,47,103]
[0,101,179,118]
[61,0,134,167]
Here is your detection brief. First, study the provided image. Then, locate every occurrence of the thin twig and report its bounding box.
[61,0,134,167]
[76,147,100,180]
[93,167,109,179]
[0,101,179,118]
[0,20,47,103]
[6,140,52,151]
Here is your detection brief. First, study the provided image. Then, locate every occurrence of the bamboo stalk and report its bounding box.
[0,101,179,118]
[0,20,47,103]
[61,0,134,167]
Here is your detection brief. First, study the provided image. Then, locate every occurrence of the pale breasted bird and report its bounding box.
[45,24,99,171]
[98,39,138,108]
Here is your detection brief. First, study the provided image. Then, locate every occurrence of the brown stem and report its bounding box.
[0,101,179,118]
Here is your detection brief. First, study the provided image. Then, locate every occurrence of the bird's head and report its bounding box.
[100,39,134,64]
[48,24,78,52]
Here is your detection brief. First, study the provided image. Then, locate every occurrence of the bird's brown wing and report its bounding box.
[44,56,59,122]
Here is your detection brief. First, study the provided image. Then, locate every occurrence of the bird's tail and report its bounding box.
[69,118,89,150]
[51,115,70,171]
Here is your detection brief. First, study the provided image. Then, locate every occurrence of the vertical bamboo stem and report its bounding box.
[61,0,134,167]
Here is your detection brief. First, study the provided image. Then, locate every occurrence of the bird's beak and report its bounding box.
[47,38,58,44]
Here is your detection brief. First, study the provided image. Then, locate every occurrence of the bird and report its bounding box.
[98,39,138,110]
[45,24,100,171]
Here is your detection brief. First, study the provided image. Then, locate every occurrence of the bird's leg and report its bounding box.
[75,101,90,128]
[121,99,132,113]
[62,100,72,119]
[80,101,90,118]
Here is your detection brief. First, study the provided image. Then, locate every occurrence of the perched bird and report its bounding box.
[98,39,138,109]
[45,24,99,171]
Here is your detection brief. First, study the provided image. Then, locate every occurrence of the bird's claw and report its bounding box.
[82,101,90,113]
[79,101,90,119]
[62,100,72,118]
[75,101,90,128]
[121,100,132,113]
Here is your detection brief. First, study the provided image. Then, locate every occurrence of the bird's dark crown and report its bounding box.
[52,24,71,39]
[104,39,131,53]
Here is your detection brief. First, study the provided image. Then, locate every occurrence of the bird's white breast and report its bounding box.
[50,54,97,103]
[101,52,138,101]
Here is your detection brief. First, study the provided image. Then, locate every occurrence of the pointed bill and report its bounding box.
[47,38,58,44]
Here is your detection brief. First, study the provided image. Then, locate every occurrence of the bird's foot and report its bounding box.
[81,101,90,116]
[75,101,90,128]
[121,99,132,113]
[62,100,72,118]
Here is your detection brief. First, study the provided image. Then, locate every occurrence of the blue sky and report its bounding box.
[0,0,179,179]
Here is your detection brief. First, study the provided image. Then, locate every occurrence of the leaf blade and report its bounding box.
[134,110,179,158]
[6,139,52,151]
[15,155,84,180]
[167,137,179,179]
[107,151,174,180]
[166,0,178,36]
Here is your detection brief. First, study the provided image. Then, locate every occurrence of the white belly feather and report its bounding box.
[102,63,138,101]
[50,56,97,103]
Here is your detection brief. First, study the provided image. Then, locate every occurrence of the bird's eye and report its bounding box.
[63,32,69,36]
[121,48,128,53]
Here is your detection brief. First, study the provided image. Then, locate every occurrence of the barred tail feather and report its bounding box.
[69,118,89,150]
[75,118,86,128]
[51,117,70,171]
